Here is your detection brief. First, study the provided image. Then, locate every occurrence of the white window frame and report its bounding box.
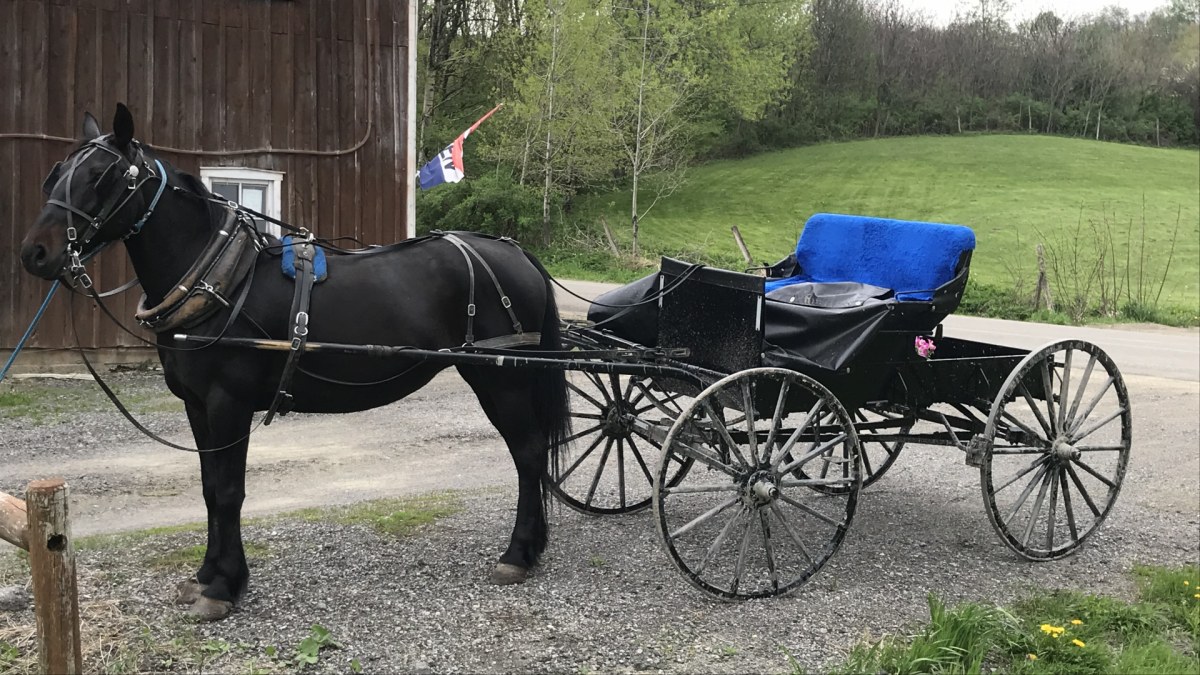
[199,166,285,237]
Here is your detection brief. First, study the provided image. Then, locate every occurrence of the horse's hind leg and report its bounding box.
[459,367,550,584]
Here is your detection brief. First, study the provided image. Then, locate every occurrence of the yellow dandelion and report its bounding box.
[1027,654,1039,661]
[1040,624,1055,634]
[1053,633,1061,639]
[1186,580,1191,586]
[1070,619,1083,625]
[1194,593,1199,599]
[1072,639,1086,648]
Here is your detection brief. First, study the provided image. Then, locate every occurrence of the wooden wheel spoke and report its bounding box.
[1002,462,1050,528]
[993,455,1049,494]
[1040,359,1058,436]
[761,381,791,465]
[703,401,751,468]
[566,379,605,410]
[741,380,759,466]
[1070,408,1126,444]
[1000,409,1048,444]
[1065,354,1098,429]
[778,492,842,527]
[760,510,779,592]
[1045,467,1060,551]
[1018,381,1054,438]
[730,512,754,595]
[1071,457,1117,489]
[693,507,746,575]
[631,428,665,451]
[667,495,740,540]
[1059,470,1079,540]
[770,399,825,469]
[583,439,614,507]
[555,434,605,485]
[627,436,655,486]
[860,445,876,476]
[617,439,627,509]
[1057,349,1073,433]
[778,433,849,476]
[770,501,815,565]
[584,372,613,404]
[560,423,604,446]
[1065,463,1102,517]
[1068,376,1114,436]
[1021,469,1053,548]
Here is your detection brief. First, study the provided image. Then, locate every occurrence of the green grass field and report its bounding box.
[568,135,1199,318]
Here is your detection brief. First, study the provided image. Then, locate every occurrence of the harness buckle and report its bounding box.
[77,272,93,289]
[196,280,231,308]
[66,226,77,242]
[467,304,476,317]
[290,336,303,351]
[294,311,309,337]
[501,296,512,309]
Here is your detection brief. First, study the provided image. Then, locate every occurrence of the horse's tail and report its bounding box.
[523,250,572,489]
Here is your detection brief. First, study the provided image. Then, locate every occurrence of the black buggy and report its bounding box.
[549,213,1132,601]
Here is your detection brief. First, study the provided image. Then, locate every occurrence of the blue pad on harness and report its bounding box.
[281,236,328,283]
[764,213,975,301]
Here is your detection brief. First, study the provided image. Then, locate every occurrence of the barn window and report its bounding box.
[199,167,285,238]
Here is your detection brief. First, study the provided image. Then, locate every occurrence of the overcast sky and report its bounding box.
[902,0,1174,25]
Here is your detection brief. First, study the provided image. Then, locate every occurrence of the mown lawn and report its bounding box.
[566,135,1199,316]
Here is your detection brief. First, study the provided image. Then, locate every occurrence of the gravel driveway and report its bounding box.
[1,368,1197,673]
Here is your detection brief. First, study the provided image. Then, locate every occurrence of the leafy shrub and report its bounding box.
[415,173,554,244]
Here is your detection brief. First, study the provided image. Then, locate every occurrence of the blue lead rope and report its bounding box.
[0,280,61,384]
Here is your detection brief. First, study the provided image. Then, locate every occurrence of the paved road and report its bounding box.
[556,279,1199,383]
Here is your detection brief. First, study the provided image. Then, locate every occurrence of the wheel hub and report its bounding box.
[601,403,634,439]
[1052,438,1080,461]
[742,471,779,507]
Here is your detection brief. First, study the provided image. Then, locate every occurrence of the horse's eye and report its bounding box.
[41,161,63,196]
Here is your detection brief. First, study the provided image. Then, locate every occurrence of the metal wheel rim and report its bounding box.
[980,340,1132,561]
[653,368,862,600]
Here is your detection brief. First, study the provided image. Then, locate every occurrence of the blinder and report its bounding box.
[41,161,63,196]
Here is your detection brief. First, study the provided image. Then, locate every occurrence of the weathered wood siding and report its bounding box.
[0,0,412,351]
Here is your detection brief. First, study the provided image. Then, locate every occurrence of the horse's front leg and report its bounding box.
[174,402,214,606]
[189,396,253,621]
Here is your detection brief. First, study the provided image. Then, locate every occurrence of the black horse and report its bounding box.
[19,104,571,620]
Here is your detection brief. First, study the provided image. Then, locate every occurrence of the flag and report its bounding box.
[418,104,502,190]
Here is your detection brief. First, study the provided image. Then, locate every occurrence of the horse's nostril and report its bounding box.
[32,245,47,264]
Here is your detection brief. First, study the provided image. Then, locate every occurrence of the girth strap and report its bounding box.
[265,237,317,424]
[439,233,523,345]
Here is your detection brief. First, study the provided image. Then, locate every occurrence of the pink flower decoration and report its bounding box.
[915,336,937,359]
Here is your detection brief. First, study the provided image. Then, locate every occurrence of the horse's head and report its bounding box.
[20,103,164,282]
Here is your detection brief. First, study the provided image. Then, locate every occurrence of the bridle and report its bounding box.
[41,136,168,288]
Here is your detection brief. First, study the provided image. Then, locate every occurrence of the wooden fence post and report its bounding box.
[25,479,82,675]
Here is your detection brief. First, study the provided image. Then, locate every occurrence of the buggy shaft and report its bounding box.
[171,333,701,381]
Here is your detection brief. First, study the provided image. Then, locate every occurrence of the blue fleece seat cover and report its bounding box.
[764,213,975,301]
[281,236,328,283]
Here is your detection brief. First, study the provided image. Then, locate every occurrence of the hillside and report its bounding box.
[569,135,1199,316]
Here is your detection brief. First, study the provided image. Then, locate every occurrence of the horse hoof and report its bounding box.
[490,563,529,585]
[187,596,234,621]
[175,579,208,605]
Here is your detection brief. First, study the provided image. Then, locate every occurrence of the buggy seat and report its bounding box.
[764,213,975,303]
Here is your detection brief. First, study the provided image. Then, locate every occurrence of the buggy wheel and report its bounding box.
[653,368,861,600]
[549,370,693,514]
[980,340,1131,561]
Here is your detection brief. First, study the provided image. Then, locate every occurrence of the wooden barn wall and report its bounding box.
[0,0,411,351]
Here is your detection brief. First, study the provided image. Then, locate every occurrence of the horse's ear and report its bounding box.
[112,103,134,149]
[82,112,101,140]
